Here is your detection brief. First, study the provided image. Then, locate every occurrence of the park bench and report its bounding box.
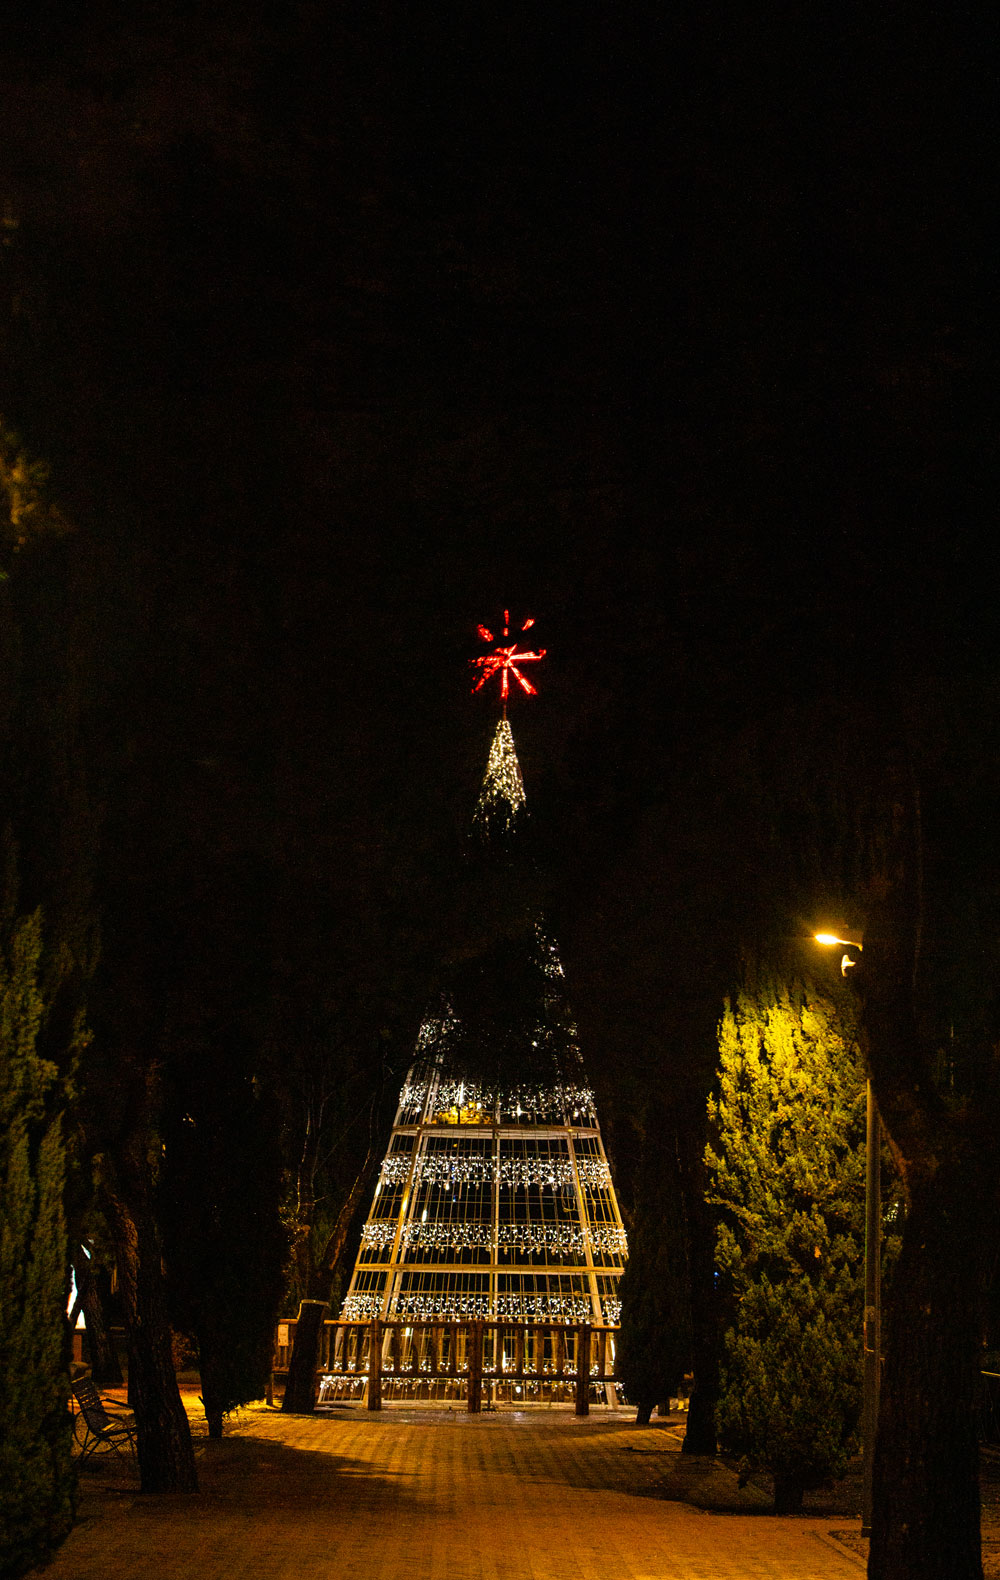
[71,1377,137,1466]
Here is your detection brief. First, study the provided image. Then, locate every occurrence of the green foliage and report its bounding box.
[0,911,75,1577]
[705,979,865,1501]
[616,1145,692,1411]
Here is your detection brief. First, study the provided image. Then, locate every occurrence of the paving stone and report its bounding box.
[46,1404,864,1580]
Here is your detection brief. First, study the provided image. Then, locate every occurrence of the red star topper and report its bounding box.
[469,611,546,708]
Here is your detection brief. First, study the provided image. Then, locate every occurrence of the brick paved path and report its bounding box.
[46,1405,863,1580]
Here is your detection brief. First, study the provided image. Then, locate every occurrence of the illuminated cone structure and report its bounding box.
[342,719,627,1339]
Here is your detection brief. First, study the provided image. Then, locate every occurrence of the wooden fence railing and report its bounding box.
[273,1317,620,1415]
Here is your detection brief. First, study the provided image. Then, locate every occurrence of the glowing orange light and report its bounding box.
[814,931,863,977]
[470,613,546,704]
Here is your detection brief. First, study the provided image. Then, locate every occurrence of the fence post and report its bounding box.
[267,1321,277,1406]
[575,1325,591,1416]
[467,1320,484,1414]
[596,1326,607,1382]
[368,1320,383,1412]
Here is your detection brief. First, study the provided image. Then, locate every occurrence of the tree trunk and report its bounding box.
[857,787,1000,1580]
[198,1344,227,1438]
[683,1384,718,1455]
[74,1253,124,1387]
[773,1472,806,1514]
[282,1152,378,1413]
[282,1300,328,1414]
[100,1148,198,1492]
[635,1400,654,1425]
[870,1163,992,1580]
[203,1403,224,1440]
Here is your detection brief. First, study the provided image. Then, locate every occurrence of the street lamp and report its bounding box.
[814,930,879,1538]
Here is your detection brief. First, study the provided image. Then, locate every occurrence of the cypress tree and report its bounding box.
[0,911,76,1577]
[162,1027,288,1438]
[616,1123,692,1424]
[705,977,865,1513]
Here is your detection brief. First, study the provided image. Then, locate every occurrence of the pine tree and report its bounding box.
[705,978,865,1513]
[0,911,76,1578]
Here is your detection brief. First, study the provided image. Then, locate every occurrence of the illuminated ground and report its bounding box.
[44,1392,882,1580]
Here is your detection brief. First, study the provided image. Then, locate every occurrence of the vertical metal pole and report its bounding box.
[862,1079,881,1536]
[467,1320,483,1414]
[491,1122,501,1325]
[575,1325,591,1416]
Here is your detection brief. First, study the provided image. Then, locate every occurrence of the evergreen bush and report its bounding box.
[705,979,865,1511]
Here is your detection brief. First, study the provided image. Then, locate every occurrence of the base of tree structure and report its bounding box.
[202,1403,224,1439]
[281,1300,329,1415]
[772,1473,806,1515]
[682,1384,718,1455]
[634,1401,654,1425]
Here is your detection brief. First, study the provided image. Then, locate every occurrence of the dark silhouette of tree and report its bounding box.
[0,430,101,1567]
[848,708,1000,1580]
[0,910,78,1578]
[162,1024,287,1437]
[616,1113,692,1424]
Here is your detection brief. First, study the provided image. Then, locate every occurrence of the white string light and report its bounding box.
[341,1293,383,1320]
[361,1219,625,1263]
[589,1225,628,1258]
[472,718,526,834]
[426,1080,598,1124]
[498,1155,576,1189]
[341,724,628,1331]
[401,1222,493,1251]
[361,1223,400,1249]
[379,1155,414,1185]
[576,1159,613,1188]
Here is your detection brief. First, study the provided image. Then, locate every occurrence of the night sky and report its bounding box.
[0,5,991,1180]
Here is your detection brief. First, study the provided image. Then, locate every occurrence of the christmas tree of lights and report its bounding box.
[341,617,627,1363]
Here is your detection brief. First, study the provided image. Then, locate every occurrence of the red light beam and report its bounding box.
[470,614,546,708]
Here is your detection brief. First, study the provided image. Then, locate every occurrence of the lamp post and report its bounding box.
[814,932,879,1537]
